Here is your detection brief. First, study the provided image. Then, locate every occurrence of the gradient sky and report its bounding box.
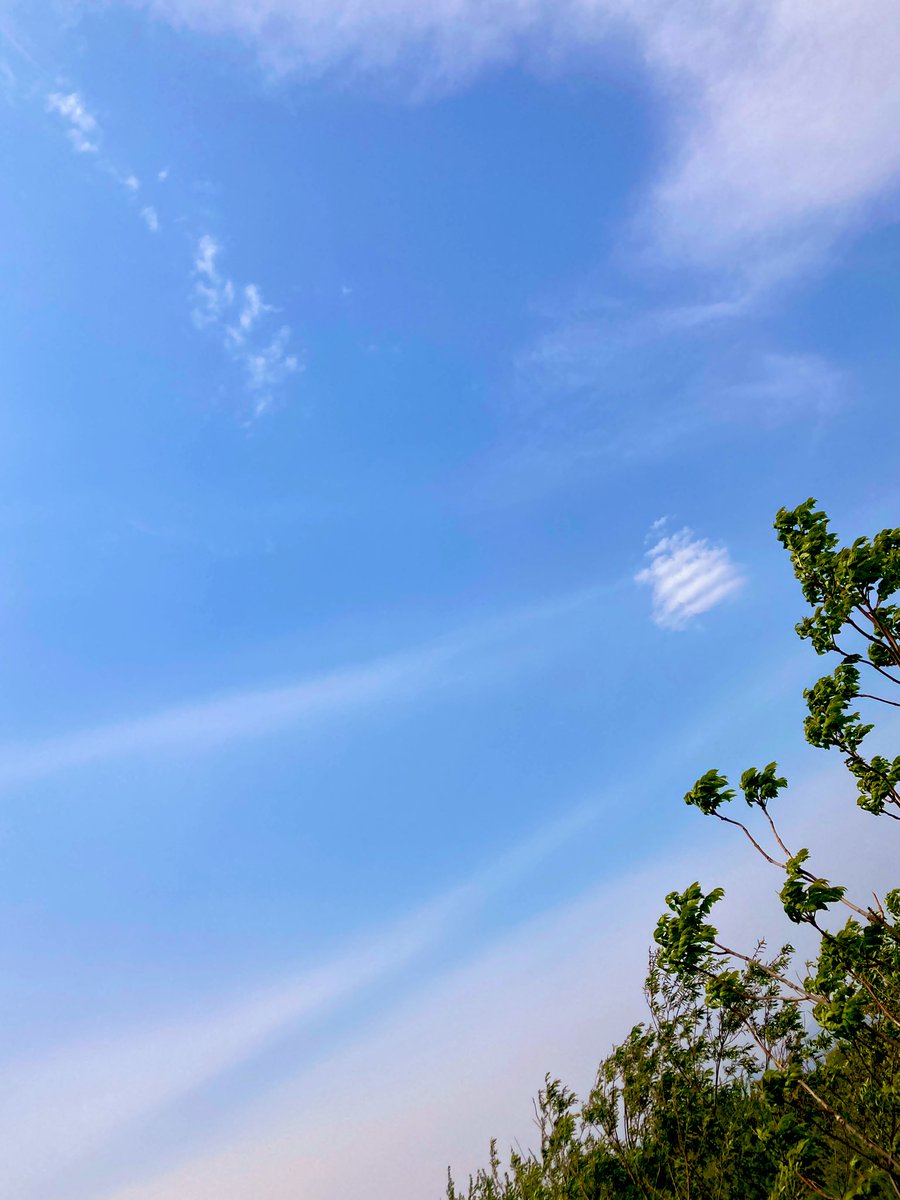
[2,3,900,1197]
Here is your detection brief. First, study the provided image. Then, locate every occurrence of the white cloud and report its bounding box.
[194,232,219,276]
[105,165,144,192]
[126,0,900,281]
[135,0,550,82]
[225,283,275,346]
[46,91,159,239]
[46,90,100,154]
[245,325,300,414]
[238,283,271,333]
[191,237,299,414]
[192,233,235,325]
[636,525,744,629]
[157,165,169,181]
[642,1,900,274]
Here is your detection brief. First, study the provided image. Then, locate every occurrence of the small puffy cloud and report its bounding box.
[46,90,99,154]
[158,166,169,181]
[636,525,744,630]
[140,205,159,233]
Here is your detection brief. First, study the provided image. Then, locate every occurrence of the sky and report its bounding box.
[1,1,900,1196]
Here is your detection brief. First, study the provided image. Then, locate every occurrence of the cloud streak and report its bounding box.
[0,890,466,1197]
[0,802,597,1199]
[714,351,844,425]
[0,580,611,791]
[0,644,441,791]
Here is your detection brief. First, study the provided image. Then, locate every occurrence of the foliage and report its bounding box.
[449,500,900,1200]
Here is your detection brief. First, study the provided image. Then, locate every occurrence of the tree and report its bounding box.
[657,499,900,1196]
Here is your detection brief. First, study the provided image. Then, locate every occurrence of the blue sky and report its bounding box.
[2,1,900,1196]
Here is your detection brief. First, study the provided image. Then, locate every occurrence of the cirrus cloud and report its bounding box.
[122,0,900,282]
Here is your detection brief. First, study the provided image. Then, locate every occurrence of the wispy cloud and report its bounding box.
[245,326,300,414]
[139,0,546,84]
[139,1,900,284]
[518,302,847,418]
[192,235,300,414]
[46,90,99,154]
[714,351,844,425]
[497,288,849,503]
[489,314,844,511]
[635,524,744,630]
[45,86,168,240]
[45,4,898,436]
[191,234,235,326]
[0,11,35,66]
[230,283,272,341]
[641,0,900,277]
[40,85,297,419]
[104,163,145,195]
[0,57,16,101]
